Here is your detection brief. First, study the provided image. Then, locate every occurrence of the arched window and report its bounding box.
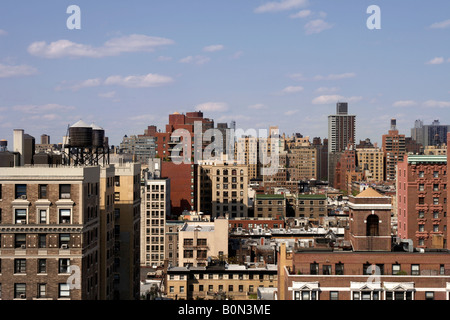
[366,215,379,236]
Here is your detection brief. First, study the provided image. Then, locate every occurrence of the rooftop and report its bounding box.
[407,154,447,164]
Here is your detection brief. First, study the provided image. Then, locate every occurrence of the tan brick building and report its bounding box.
[165,264,277,300]
[0,166,101,300]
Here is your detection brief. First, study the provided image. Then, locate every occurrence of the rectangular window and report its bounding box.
[59,234,70,247]
[330,291,339,300]
[59,259,70,273]
[14,283,26,299]
[14,259,26,273]
[59,184,71,199]
[38,234,46,248]
[425,292,434,300]
[59,209,71,224]
[310,263,319,275]
[14,209,27,224]
[411,264,420,275]
[15,184,27,199]
[15,234,26,248]
[392,264,401,275]
[38,259,46,273]
[38,185,47,199]
[322,265,332,275]
[58,283,70,298]
[38,284,46,298]
[39,209,47,224]
[335,263,344,275]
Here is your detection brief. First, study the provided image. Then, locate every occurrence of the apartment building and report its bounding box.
[277,187,450,300]
[197,160,248,219]
[99,165,116,300]
[382,119,406,182]
[165,263,277,300]
[254,194,286,218]
[141,172,170,267]
[356,147,384,182]
[178,218,228,267]
[165,221,184,267]
[0,166,101,300]
[397,154,448,249]
[293,194,327,220]
[113,162,141,300]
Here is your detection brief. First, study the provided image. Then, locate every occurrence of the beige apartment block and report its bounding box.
[178,218,228,267]
[140,174,170,268]
[99,165,115,300]
[356,148,384,182]
[0,166,101,300]
[197,160,248,219]
[113,162,141,300]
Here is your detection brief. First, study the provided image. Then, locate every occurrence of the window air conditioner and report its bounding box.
[19,294,26,299]
[61,244,68,249]
[20,244,26,249]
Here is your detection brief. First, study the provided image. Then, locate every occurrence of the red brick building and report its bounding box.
[277,187,450,300]
[397,154,448,249]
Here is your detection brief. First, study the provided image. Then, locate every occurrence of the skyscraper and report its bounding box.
[327,102,356,185]
[382,119,406,181]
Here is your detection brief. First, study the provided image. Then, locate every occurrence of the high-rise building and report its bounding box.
[382,119,406,181]
[411,119,450,147]
[356,147,384,182]
[112,162,141,300]
[140,161,170,267]
[397,154,448,250]
[328,102,356,186]
[0,166,101,300]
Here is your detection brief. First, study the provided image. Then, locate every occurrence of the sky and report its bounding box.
[1,0,450,147]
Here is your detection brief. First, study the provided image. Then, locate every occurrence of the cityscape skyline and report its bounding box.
[1,1,450,146]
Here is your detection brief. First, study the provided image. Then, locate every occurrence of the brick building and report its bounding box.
[397,154,448,249]
[0,166,101,300]
[277,187,450,300]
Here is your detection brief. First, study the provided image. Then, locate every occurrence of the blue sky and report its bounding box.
[1,0,450,147]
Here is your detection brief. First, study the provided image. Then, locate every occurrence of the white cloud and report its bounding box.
[195,102,229,112]
[0,63,37,78]
[423,100,450,108]
[281,86,304,94]
[254,0,309,13]
[392,100,418,107]
[179,55,211,65]
[129,114,156,122]
[288,73,306,81]
[426,57,445,65]
[98,91,116,99]
[231,51,244,59]
[0,29,7,36]
[28,34,174,59]
[304,19,333,35]
[429,19,450,29]
[12,103,75,114]
[70,78,102,91]
[104,73,174,88]
[290,9,311,19]
[284,110,299,116]
[312,95,362,105]
[203,44,224,52]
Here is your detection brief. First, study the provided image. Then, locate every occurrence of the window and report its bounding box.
[15,234,26,248]
[419,171,424,178]
[425,292,434,300]
[59,184,71,199]
[15,184,27,199]
[411,264,420,275]
[38,259,46,273]
[294,290,317,300]
[59,234,70,247]
[14,283,26,299]
[38,234,46,248]
[14,259,26,273]
[114,192,120,201]
[433,184,439,191]
[386,291,412,300]
[310,263,319,275]
[39,210,47,224]
[433,198,439,205]
[419,225,425,232]
[330,291,339,300]
[366,215,379,236]
[418,211,425,218]
[335,263,344,275]
[419,184,424,191]
[58,283,70,298]
[14,209,27,224]
[322,265,331,275]
[59,259,70,273]
[433,225,439,232]
[433,171,439,178]
[38,284,46,298]
[392,264,401,275]
[59,209,71,224]
[419,197,425,205]
[38,185,47,199]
